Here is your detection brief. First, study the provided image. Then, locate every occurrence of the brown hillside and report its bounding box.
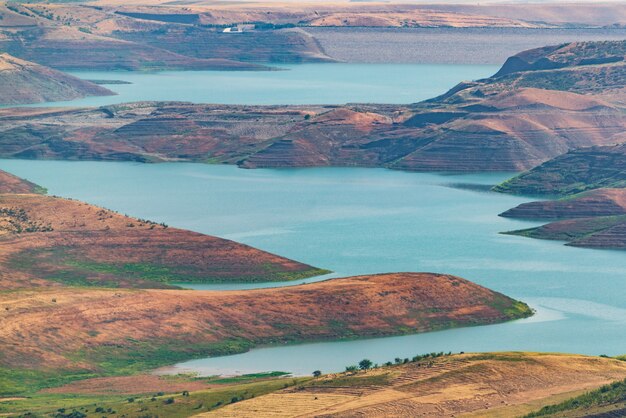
[501,189,626,220]
[0,273,530,371]
[0,193,326,289]
[0,4,268,71]
[0,169,41,194]
[0,53,114,105]
[0,85,623,172]
[504,215,626,249]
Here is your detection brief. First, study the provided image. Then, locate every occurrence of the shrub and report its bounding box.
[358,359,373,370]
[313,370,322,377]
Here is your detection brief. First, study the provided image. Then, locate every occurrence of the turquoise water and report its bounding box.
[25,63,498,107]
[2,159,625,376]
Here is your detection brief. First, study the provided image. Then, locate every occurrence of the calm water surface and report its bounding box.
[22,63,498,107]
[2,160,625,376]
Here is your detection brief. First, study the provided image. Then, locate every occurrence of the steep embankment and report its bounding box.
[0,53,114,105]
[198,352,626,418]
[0,193,327,289]
[495,143,626,196]
[0,273,531,394]
[496,145,626,249]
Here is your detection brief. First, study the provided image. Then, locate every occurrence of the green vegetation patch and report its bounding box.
[503,215,626,243]
[0,377,311,417]
[7,247,331,288]
[525,377,626,417]
[209,371,289,384]
[0,367,98,397]
[71,338,254,378]
[1,339,254,397]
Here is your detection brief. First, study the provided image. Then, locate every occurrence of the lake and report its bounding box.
[2,159,625,376]
[23,63,499,107]
[307,27,626,64]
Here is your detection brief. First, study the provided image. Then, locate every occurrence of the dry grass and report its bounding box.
[205,353,626,418]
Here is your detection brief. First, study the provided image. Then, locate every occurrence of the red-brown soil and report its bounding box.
[0,53,114,105]
[0,273,530,371]
[0,169,41,194]
[0,193,326,289]
[0,86,623,172]
[501,189,626,220]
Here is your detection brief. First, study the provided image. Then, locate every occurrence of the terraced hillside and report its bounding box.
[0,41,624,171]
[496,145,626,249]
[0,4,268,71]
[0,53,114,105]
[501,189,626,220]
[196,353,626,418]
[495,143,626,196]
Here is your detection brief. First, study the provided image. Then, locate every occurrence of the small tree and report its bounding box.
[312,370,322,377]
[358,359,373,370]
[345,365,358,372]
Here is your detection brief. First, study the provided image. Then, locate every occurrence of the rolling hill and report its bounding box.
[0,53,114,105]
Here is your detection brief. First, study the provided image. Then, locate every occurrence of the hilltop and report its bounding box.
[0,193,327,288]
[0,40,624,171]
[0,53,114,105]
[0,273,531,395]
